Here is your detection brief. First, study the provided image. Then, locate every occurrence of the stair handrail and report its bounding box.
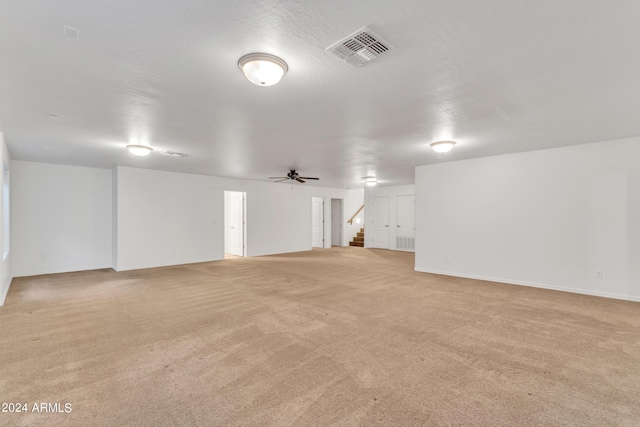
[347,204,364,225]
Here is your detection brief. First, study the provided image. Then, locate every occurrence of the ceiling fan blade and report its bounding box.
[268,176,287,179]
[274,178,289,182]
[295,178,306,183]
[299,177,319,180]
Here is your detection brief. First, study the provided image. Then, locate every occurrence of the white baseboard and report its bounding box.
[13,264,113,278]
[249,248,312,258]
[115,257,223,272]
[413,267,640,303]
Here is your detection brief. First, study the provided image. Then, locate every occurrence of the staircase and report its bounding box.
[349,228,365,247]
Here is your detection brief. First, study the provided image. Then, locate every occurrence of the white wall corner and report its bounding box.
[111,166,118,271]
[0,133,13,306]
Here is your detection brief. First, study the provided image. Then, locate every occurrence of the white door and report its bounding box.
[331,199,342,246]
[396,195,415,238]
[229,192,244,256]
[311,197,324,248]
[372,196,389,248]
[396,195,415,251]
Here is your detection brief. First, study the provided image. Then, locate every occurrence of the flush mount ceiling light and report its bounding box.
[126,144,153,156]
[430,141,456,153]
[238,53,288,86]
[365,177,377,187]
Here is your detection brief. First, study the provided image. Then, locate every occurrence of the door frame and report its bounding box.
[311,196,324,248]
[330,198,343,247]
[224,191,247,257]
[395,194,415,252]
[371,195,390,249]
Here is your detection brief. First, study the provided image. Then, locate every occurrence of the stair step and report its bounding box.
[349,228,366,247]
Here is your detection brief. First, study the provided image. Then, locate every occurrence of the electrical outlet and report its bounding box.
[595,270,603,279]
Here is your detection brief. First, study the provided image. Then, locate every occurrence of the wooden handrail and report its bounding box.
[347,204,364,225]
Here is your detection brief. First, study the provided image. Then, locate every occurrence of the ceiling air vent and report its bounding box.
[63,25,80,39]
[161,151,188,158]
[326,27,393,67]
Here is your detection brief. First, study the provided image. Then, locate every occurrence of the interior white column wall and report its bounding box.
[364,184,415,250]
[0,134,12,306]
[116,167,224,271]
[331,199,342,246]
[11,161,113,277]
[223,191,232,254]
[111,167,118,271]
[414,137,640,302]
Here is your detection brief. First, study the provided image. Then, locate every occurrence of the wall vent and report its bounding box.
[396,236,415,251]
[161,151,188,157]
[326,27,393,67]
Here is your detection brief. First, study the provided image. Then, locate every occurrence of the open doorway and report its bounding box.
[311,197,324,248]
[224,191,246,258]
[331,198,343,247]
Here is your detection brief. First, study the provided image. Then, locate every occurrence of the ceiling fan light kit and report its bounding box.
[268,169,319,184]
[238,53,288,86]
[430,140,456,153]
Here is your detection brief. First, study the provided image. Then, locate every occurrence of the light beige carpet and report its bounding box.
[0,248,638,426]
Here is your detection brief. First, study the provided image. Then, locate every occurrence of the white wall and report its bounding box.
[415,137,640,302]
[115,167,365,270]
[11,161,113,277]
[8,162,365,276]
[0,134,12,306]
[116,167,224,271]
[218,180,362,255]
[364,184,415,250]
[236,182,319,256]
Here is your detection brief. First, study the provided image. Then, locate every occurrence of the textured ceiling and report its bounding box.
[1,0,640,188]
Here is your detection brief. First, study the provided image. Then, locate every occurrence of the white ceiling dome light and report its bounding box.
[365,177,377,187]
[430,140,456,153]
[126,144,153,156]
[238,53,288,86]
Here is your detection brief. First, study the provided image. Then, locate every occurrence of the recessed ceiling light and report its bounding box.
[126,145,153,156]
[238,53,288,86]
[430,140,456,153]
